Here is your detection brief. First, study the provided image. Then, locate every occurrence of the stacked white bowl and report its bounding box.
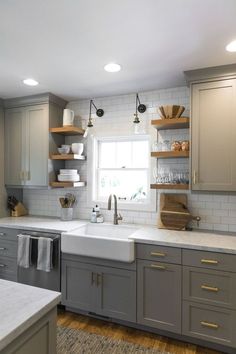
[58,169,80,182]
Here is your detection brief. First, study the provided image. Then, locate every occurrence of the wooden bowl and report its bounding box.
[158,105,185,119]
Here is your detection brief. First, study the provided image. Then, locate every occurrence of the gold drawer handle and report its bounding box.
[201,285,219,292]
[201,259,218,265]
[150,252,166,257]
[200,321,219,329]
[151,264,166,270]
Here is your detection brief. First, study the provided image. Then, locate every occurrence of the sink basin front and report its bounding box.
[61,223,138,262]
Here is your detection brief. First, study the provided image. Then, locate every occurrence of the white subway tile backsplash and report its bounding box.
[22,86,236,234]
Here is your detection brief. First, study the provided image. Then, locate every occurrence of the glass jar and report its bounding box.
[61,208,73,221]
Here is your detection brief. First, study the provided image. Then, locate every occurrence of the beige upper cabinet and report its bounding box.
[191,78,236,191]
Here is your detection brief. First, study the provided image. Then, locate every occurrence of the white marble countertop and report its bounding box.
[0,216,86,233]
[1,216,236,254]
[130,226,236,254]
[0,279,61,351]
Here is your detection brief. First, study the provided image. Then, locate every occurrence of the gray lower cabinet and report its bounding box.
[61,257,136,322]
[182,301,236,348]
[137,259,181,333]
[0,227,18,281]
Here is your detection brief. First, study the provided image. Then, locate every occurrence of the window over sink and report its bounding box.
[89,135,156,211]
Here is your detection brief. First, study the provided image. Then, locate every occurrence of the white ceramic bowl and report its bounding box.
[58,147,70,154]
[71,143,84,155]
[58,174,80,182]
[60,169,78,175]
[61,144,71,150]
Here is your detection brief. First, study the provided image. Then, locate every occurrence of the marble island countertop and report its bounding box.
[1,216,236,254]
[0,279,61,351]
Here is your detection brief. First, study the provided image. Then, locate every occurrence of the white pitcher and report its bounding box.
[63,109,75,126]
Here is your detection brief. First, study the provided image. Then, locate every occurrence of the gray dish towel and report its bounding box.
[17,234,31,268]
[37,237,53,272]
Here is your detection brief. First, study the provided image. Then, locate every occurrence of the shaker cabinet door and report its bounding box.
[61,260,97,312]
[191,79,236,191]
[24,104,49,186]
[5,108,24,186]
[96,265,136,322]
[137,259,181,333]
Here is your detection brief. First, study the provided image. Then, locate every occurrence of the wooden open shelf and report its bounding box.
[150,183,189,190]
[151,151,189,158]
[50,154,86,160]
[50,181,86,188]
[151,117,190,130]
[49,126,85,135]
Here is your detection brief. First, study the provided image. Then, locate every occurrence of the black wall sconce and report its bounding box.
[133,93,146,124]
[87,100,104,127]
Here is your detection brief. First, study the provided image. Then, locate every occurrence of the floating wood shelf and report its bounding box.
[50,181,86,188]
[151,117,190,130]
[151,151,189,158]
[50,154,86,160]
[49,126,85,135]
[150,183,189,190]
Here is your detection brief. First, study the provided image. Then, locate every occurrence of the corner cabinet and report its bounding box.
[4,94,67,188]
[190,75,236,191]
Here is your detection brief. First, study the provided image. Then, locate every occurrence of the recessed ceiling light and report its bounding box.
[226,40,236,52]
[104,63,121,73]
[23,78,39,86]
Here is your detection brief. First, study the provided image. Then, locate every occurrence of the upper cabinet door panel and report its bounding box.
[24,105,49,186]
[5,108,24,186]
[191,79,236,191]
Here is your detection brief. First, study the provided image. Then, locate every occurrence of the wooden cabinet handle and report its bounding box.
[150,264,166,270]
[200,321,219,329]
[201,285,219,292]
[150,252,166,257]
[201,259,218,265]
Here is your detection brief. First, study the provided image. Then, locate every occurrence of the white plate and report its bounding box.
[60,169,78,175]
[58,174,80,182]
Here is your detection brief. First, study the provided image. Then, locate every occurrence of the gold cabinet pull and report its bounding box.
[201,259,218,265]
[97,273,102,286]
[150,264,166,270]
[150,252,166,257]
[200,321,219,329]
[193,170,197,184]
[201,285,219,292]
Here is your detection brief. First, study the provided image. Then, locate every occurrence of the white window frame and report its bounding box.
[87,134,157,212]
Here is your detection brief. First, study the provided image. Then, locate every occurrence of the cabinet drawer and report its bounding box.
[136,244,181,264]
[183,266,236,309]
[0,240,17,258]
[0,227,19,242]
[183,249,236,272]
[182,301,236,347]
[0,257,17,278]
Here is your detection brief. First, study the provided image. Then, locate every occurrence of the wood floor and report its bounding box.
[57,310,223,354]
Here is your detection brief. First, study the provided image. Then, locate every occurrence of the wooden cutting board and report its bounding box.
[158,193,191,230]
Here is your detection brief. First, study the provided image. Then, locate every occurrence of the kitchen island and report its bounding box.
[0,279,61,354]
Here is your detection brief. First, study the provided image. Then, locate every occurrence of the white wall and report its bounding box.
[23,86,236,232]
[0,104,7,216]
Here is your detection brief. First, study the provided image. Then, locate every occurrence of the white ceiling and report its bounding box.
[0,0,236,100]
